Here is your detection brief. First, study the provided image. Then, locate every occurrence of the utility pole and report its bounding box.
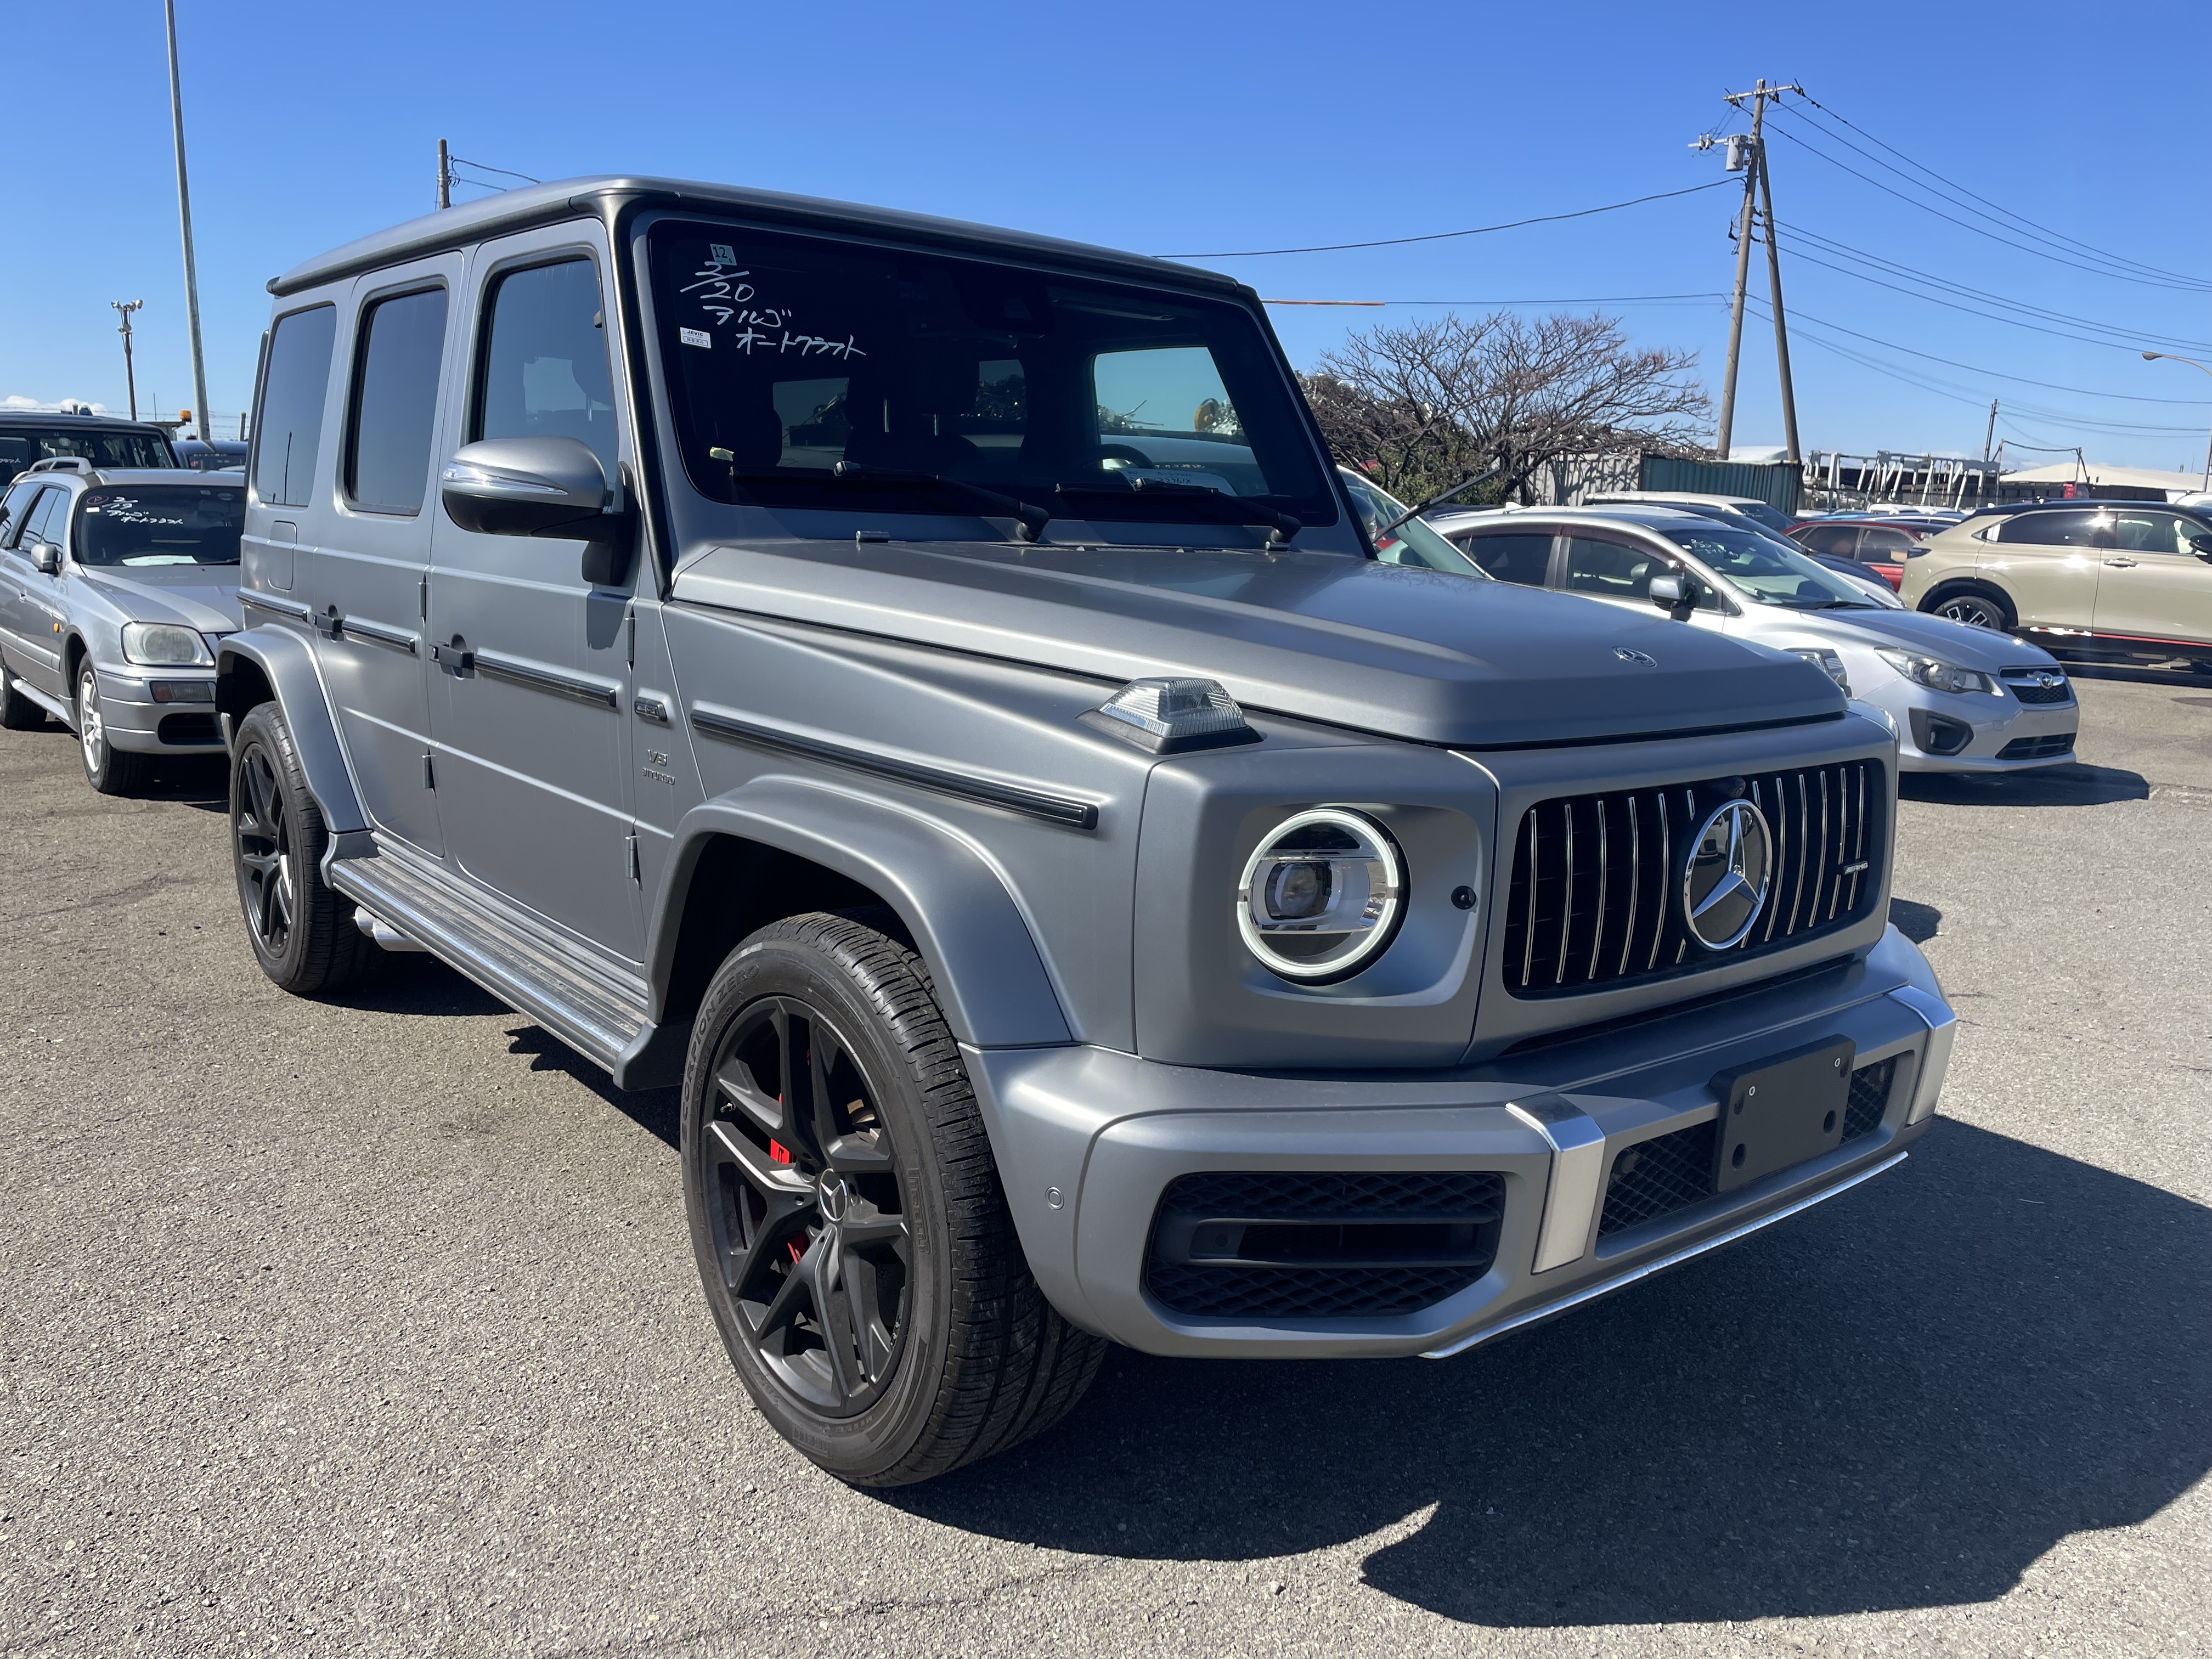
[111,301,144,422]
[1754,139,1801,463]
[1694,80,1803,461]
[437,138,452,210]
[1983,399,1999,462]
[163,0,211,445]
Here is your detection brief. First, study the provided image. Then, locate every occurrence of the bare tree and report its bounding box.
[1307,312,1712,505]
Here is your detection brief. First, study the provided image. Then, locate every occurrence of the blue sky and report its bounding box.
[7,0,2209,472]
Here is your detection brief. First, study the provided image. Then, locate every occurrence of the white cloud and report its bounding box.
[3,395,114,414]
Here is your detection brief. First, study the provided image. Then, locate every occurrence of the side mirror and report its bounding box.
[2189,533,2212,561]
[440,437,633,582]
[30,541,60,576]
[1647,571,1695,618]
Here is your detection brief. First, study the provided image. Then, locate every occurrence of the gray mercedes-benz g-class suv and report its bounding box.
[216,177,1955,1487]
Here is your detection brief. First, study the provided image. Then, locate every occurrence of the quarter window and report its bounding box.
[346,287,449,515]
[1455,531,1553,586]
[475,259,618,480]
[252,304,337,509]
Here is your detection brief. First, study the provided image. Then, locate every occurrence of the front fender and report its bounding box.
[216,625,368,836]
[655,776,1073,1049]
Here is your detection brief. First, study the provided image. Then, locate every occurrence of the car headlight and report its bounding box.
[1237,808,1404,981]
[121,622,213,667]
[1789,647,1851,695]
[1876,647,1991,695]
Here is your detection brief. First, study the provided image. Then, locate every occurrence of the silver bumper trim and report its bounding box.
[1888,984,1955,1124]
[1506,1096,1607,1273]
[1421,1148,1909,1359]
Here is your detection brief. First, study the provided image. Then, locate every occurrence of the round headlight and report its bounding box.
[1236,808,1404,981]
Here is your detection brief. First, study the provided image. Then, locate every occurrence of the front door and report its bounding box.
[3,487,71,696]
[1979,507,2108,630]
[2091,507,2212,648]
[426,229,640,959]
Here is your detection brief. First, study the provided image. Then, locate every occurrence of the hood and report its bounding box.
[76,566,244,635]
[1763,603,2057,669]
[670,538,1843,747]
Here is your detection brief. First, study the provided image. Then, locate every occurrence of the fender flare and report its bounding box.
[654,777,1073,1049]
[216,625,368,836]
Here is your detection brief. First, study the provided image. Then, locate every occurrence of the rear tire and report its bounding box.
[0,663,46,730]
[681,910,1104,1487]
[230,701,377,995]
[76,664,154,794]
[1923,583,2016,633]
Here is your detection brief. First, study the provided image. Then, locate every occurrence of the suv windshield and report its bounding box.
[648,221,1334,535]
[0,426,177,478]
[1661,522,1870,608]
[74,486,244,566]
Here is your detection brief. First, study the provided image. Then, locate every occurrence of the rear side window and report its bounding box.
[1456,531,1553,586]
[1858,527,1921,557]
[1996,509,2105,547]
[1796,524,1855,558]
[475,258,618,480]
[346,287,449,515]
[252,305,337,508]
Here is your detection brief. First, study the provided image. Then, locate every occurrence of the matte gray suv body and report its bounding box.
[0,465,242,791]
[215,177,1956,1485]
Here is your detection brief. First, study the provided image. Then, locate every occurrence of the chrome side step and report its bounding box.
[331,835,650,1074]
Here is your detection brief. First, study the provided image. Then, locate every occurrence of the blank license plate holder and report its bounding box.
[1711,1036,1855,1193]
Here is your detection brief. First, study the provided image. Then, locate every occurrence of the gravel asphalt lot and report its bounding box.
[3,670,2207,1658]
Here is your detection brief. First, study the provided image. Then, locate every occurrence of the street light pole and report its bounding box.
[111,301,144,421]
[2142,352,2212,493]
[163,0,211,445]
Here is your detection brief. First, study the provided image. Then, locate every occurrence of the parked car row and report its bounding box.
[4,177,1964,1493]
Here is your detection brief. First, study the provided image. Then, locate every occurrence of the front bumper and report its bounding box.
[91,663,223,753]
[1860,679,2075,772]
[968,926,1954,1359]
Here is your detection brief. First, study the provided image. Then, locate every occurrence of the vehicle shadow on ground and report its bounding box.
[2057,659,2212,689]
[503,1023,680,1149]
[1888,897,1940,943]
[895,1120,2211,1627]
[1899,763,2146,808]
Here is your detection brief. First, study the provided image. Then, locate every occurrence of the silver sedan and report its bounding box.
[1429,503,2077,772]
[0,465,244,793]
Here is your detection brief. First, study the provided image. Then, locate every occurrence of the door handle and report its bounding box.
[2103,557,2138,568]
[431,637,475,676]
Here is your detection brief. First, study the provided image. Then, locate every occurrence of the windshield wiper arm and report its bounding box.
[708,455,1049,543]
[830,461,1049,543]
[1057,478,1301,545]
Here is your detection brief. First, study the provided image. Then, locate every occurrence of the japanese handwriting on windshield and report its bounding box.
[680,258,865,359]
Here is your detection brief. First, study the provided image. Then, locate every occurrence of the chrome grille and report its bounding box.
[1501,760,1884,997]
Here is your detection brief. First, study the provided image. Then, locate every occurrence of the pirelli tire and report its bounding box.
[229,701,379,995]
[681,909,1104,1487]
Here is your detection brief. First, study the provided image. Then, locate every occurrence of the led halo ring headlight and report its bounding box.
[1236,807,1405,982]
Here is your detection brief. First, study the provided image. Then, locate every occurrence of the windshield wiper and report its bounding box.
[709,454,1050,543]
[1056,478,1301,545]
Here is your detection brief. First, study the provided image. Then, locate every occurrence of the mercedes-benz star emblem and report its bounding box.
[816,1172,850,1224]
[1614,647,1658,667]
[1682,799,1773,951]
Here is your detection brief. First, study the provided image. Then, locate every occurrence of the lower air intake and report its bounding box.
[1145,1170,1504,1319]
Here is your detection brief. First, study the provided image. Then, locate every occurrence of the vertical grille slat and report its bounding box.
[1502,759,1887,997]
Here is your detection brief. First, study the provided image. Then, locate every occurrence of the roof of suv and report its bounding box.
[272,175,1243,300]
[0,410,174,436]
[15,467,240,490]
[1961,497,2212,522]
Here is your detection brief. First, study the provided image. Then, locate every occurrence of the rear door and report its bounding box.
[425,225,640,958]
[2092,508,2212,647]
[1980,508,2107,628]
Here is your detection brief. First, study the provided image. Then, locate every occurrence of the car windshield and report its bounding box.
[1340,471,1488,577]
[648,221,1334,538]
[74,486,243,566]
[0,426,176,478]
[1727,500,1792,534]
[1661,523,1872,608]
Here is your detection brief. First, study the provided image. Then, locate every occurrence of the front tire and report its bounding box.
[1925,583,2016,632]
[681,911,1103,1487]
[76,664,153,794]
[230,701,377,995]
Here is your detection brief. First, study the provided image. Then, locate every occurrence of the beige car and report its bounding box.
[1904,500,2212,662]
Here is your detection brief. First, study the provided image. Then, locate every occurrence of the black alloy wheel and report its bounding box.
[701,993,913,1415]
[681,911,1104,1486]
[1930,586,2015,632]
[234,740,296,959]
[228,702,376,995]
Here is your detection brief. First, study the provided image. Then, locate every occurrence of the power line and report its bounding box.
[448,155,538,184]
[1261,291,1726,307]
[1156,179,1734,258]
[1789,95,2208,290]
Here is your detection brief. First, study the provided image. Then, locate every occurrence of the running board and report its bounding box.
[330,836,651,1076]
